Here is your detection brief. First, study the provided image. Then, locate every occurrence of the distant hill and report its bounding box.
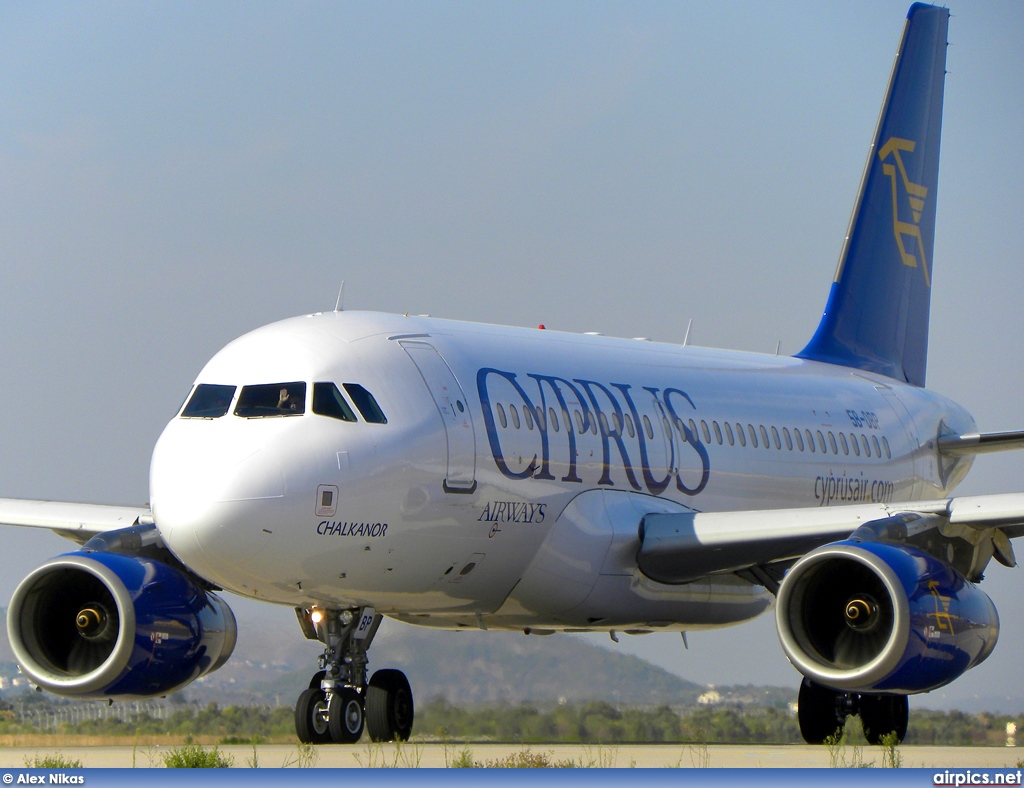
[1,602,783,709]
[193,617,706,707]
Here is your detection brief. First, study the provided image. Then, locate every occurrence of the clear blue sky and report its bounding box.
[1,2,1021,709]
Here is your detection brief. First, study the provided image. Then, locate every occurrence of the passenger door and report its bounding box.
[400,342,477,493]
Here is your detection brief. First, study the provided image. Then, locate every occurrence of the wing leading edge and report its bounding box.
[0,497,151,545]
[638,492,1024,588]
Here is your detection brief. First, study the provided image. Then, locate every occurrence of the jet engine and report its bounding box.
[776,540,998,694]
[7,551,236,699]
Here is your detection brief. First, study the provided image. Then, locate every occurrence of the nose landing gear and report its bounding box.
[293,606,415,744]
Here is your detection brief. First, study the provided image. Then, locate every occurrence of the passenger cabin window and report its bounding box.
[343,384,387,424]
[235,382,305,417]
[182,384,236,418]
[312,382,357,422]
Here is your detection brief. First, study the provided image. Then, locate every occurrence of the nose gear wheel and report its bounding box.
[294,688,332,744]
[292,606,415,745]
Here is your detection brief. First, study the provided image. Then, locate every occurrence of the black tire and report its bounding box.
[295,688,332,744]
[860,693,909,744]
[328,687,365,744]
[366,668,415,742]
[797,678,846,744]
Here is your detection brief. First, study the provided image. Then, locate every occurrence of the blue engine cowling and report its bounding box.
[6,551,236,699]
[776,540,998,693]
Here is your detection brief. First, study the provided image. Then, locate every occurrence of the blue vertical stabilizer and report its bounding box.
[796,4,948,387]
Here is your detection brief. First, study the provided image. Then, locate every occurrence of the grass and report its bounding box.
[447,746,578,768]
[162,742,234,768]
[23,754,83,768]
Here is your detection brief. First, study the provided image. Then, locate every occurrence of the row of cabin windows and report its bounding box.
[495,401,670,441]
[181,382,387,424]
[492,402,891,461]
[707,420,891,460]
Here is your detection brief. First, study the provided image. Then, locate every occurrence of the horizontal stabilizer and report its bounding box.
[937,430,1024,457]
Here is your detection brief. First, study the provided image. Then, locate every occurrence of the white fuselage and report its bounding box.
[149,311,976,633]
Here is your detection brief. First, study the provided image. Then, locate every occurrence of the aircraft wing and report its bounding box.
[637,492,1024,587]
[0,497,151,545]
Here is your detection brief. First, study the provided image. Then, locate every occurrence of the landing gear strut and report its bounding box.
[797,678,909,745]
[293,607,415,744]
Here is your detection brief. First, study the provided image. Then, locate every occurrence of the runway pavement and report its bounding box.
[0,742,1021,768]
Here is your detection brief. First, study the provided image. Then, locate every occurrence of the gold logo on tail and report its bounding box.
[878,137,930,287]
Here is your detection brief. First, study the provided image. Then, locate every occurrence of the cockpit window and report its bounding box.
[343,383,387,424]
[234,382,306,417]
[181,384,236,419]
[312,382,357,422]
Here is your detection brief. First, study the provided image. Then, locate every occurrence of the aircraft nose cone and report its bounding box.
[150,422,286,579]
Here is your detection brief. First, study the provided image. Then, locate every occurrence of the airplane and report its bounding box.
[2,2,1023,747]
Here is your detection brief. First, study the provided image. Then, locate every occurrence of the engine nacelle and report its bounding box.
[7,551,236,699]
[776,540,998,693]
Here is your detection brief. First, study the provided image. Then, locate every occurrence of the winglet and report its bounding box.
[796,4,949,387]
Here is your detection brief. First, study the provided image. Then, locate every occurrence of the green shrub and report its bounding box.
[163,743,234,768]
[24,754,83,768]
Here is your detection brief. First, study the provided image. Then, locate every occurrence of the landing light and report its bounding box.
[310,610,324,625]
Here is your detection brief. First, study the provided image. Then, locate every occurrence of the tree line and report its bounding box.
[0,695,1021,747]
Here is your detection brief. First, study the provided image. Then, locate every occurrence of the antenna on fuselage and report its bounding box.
[334,280,345,312]
[682,319,693,347]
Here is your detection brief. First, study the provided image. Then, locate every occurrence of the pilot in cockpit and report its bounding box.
[277,387,301,412]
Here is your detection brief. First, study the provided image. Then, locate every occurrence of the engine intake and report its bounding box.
[7,551,236,699]
[776,541,998,693]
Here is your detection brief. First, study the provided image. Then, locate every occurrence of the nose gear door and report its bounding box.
[400,342,477,493]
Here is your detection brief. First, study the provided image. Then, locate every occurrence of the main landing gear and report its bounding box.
[797,678,909,745]
[293,606,415,744]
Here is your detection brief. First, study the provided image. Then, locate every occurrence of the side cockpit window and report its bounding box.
[343,383,387,424]
[235,382,306,417]
[312,382,357,422]
[181,384,236,418]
